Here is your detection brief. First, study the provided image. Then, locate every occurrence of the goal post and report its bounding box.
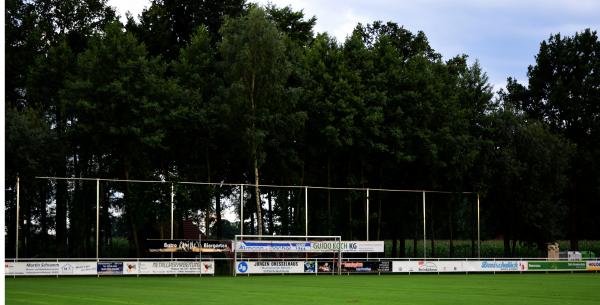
[233,235,343,276]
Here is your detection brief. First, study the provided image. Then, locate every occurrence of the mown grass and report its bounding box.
[6,273,600,305]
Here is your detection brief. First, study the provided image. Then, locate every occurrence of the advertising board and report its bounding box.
[392,261,465,273]
[235,240,383,253]
[586,261,600,271]
[235,261,311,274]
[132,261,214,275]
[339,261,391,273]
[235,241,312,252]
[123,261,139,275]
[5,262,97,276]
[392,261,527,273]
[5,262,60,276]
[59,262,97,275]
[312,241,384,253]
[475,261,528,272]
[147,240,231,253]
[97,262,124,275]
[528,261,586,270]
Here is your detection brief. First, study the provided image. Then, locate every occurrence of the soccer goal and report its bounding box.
[233,235,343,276]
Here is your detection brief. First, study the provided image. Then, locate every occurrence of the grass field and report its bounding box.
[6,274,600,305]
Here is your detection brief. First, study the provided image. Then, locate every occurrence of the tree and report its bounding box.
[504,29,600,250]
[266,4,316,47]
[301,33,357,234]
[171,26,234,238]
[63,22,177,255]
[481,104,572,255]
[128,0,245,60]
[8,0,117,257]
[220,7,290,236]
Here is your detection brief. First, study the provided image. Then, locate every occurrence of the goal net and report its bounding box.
[234,235,342,276]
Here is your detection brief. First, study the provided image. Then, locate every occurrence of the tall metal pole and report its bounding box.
[16,176,20,260]
[240,185,244,236]
[422,191,426,259]
[305,187,308,237]
[96,179,100,260]
[170,183,174,240]
[477,193,481,259]
[366,189,369,241]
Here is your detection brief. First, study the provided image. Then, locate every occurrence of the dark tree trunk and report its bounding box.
[503,212,511,257]
[102,183,111,250]
[215,190,223,238]
[399,230,406,258]
[377,198,382,240]
[503,235,511,257]
[70,179,81,256]
[55,171,68,257]
[471,198,476,258]
[569,181,579,250]
[430,201,435,258]
[205,205,211,238]
[294,191,301,235]
[124,169,141,258]
[267,191,274,234]
[327,156,332,235]
[54,106,68,258]
[39,181,49,253]
[178,215,184,239]
[448,197,454,257]
[24,188,31,258]
[413,202,419,257]
[249,195,256,235]
[399,207,405,258]
[511,239,517,257]
[348,194,353,240]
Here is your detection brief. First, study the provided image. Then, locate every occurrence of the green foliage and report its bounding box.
[5,0,598,258]
[266,4,316,47]
[129,0,245,59]
[503,29,600,249]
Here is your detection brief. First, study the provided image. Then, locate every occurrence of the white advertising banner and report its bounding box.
[312,241,384,253]
[127,261,214,275]
[235,241,384,253]
[5,262,60,276]
[236,261,314,274]
[392,261,465,273]
[5,262,97,276]
[392,260,528,273]
[58,262,97,275]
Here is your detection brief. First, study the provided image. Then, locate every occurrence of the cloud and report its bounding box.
[108,0,149,21]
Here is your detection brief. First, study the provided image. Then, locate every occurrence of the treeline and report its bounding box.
[5,0,600,258]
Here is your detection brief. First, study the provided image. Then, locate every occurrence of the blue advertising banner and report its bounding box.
[97,262,123,275]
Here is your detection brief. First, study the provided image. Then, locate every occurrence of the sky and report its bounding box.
[108,0,600,91]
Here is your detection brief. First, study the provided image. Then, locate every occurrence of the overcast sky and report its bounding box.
[109,0,600,91]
